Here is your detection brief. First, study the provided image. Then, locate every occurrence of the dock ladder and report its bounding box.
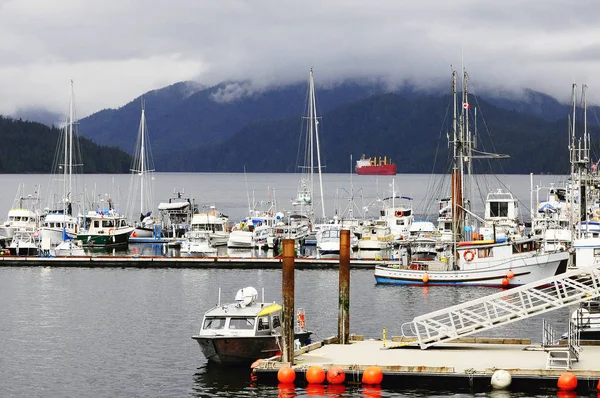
[400,264,600,349]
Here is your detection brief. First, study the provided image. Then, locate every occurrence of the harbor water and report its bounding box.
[0,173,576,397]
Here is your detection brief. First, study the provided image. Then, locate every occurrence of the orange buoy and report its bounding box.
[557,372,577,391]
[305,384,325,396]
[501,277,509,287]
[506,270,514,279]
[362,366,384,385]
[132,231,138,237]
[277,366,296,384]
[305,365,326,384]
[422,273,429,283]
[326,366,345,384]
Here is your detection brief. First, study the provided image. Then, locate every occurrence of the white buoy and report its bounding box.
[491,369,512,389]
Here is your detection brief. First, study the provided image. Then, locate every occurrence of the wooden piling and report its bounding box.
[282,238,295,363]
[338,229,350,344]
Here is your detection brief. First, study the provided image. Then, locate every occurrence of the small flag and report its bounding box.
[463,102,470,110]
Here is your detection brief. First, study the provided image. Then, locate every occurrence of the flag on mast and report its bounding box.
[463,102,470,110]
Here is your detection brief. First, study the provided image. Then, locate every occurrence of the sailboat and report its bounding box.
[374,69,569,287]
[284,69,327,245]
[38,80,83,247]
[126,101,157,241]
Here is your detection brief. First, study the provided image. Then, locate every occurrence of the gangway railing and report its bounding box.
[400,264,600,349]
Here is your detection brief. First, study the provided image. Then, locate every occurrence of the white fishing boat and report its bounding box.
[126,102,157,241]
[228,215,276,249]
[192,287,311,365]
[181,230,217,256]
[77,202,133,247]
[189,207,229,246]
[158,191,196,238]
[7,229,39,256]
[1,184,41,241]
[357,220,393,251]
[375,68,569,287]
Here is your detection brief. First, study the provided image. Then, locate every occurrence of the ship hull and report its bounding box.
[355,164,397,175]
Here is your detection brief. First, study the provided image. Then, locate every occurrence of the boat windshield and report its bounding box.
[203,317,226,330]
[228,317,255,330]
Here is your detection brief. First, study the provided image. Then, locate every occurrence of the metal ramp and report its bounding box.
[400,264,600,349]
[545,317,580,370]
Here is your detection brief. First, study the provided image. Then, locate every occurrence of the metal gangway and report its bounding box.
[400,264,600,350]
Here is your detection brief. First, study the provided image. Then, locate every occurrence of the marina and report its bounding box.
[250,238,600,394]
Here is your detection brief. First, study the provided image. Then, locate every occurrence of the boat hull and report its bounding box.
[374,251,569,287]
[192,332,312,365]
[355,164,397,175]
[77,231,129,247]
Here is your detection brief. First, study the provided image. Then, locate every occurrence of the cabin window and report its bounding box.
[396,220,403,226]
[272,315,281,329]
[228,317,255,330]
[489,202,509,217]
[594,248,600,257]
[203,317,226,330]
[94,220,100,228]
[257,316,270,331]
[477,248,493,258]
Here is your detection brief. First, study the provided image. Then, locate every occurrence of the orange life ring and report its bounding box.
[297,311,306,329]
[108,228,115,235]
[463,250,475,262]
[395,210,404,218]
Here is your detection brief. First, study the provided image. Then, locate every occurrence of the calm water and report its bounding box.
[0,173,576,397]
[0,267,571,397]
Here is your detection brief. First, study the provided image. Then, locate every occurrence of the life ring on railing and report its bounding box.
[108,228,115,235]
[395,210,404,218]
[297,310,306,329]
[463,249,475,262]
[209,209,217,216]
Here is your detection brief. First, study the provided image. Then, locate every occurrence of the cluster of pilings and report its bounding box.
[281,229,351,364]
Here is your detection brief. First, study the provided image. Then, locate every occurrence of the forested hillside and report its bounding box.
[0,116,131,173]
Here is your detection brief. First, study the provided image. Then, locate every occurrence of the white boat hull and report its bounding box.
[374,250,569,287]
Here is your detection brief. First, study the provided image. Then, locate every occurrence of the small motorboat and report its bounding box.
[192,287,312,365]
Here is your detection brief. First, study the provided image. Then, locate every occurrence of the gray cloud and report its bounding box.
[1,0,599,117]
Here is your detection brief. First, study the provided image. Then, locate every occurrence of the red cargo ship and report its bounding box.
[355,154,397,175]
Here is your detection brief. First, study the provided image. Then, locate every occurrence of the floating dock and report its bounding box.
[0,255,382,269]
[253,336,600,393]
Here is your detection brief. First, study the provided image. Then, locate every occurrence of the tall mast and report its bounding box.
[583,84,588,165]
[451,70,463,249]
[309,69,315,211]
[140,101,146,215]
[68,80,75,209]
[462,69,470,228]
[310,69,326,220]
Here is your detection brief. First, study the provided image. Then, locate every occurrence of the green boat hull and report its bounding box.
[77,232,129,247]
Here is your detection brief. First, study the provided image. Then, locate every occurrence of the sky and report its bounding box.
[1,0,599,118]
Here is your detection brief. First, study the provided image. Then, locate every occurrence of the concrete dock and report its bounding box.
[253,336,600,393]
[0,255,383,269]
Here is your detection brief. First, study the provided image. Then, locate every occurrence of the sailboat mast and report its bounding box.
[140,104,145,216]
[309,69,315,211]
[451,70,462,245]
[311,71,326,220]
[569,84,577,239]
[583,84,588,164]
[68,80,74,210]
